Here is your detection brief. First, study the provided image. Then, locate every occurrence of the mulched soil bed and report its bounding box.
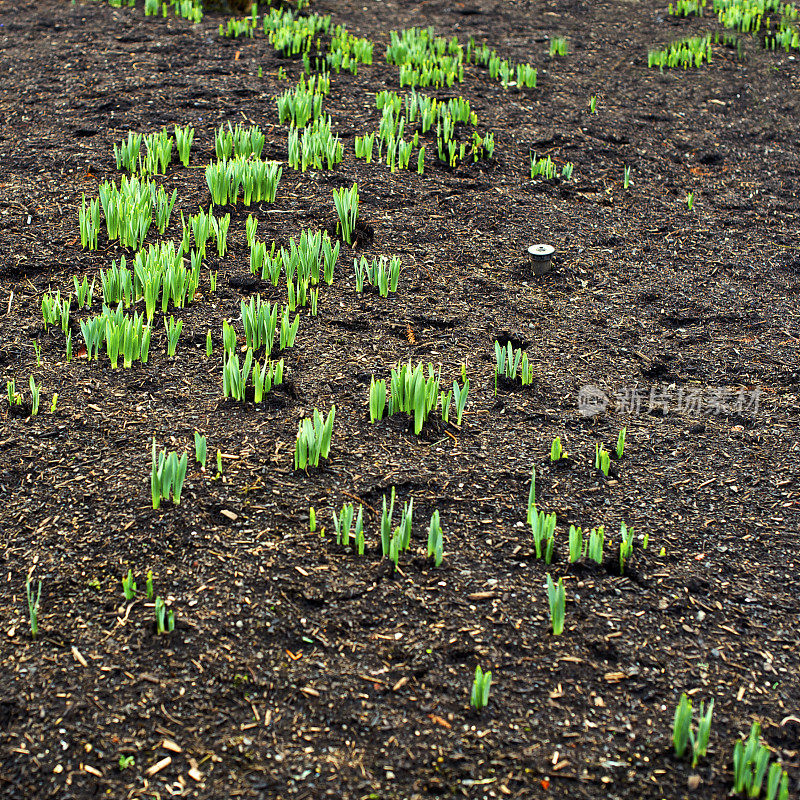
[1,0,799,798]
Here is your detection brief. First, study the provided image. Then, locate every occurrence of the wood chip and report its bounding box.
[145,756,172,777]
[162,739,182,753]
[428,714,451,729]
[71,646,88,667]
[300,686,320,698]
[294,566,309,577]
[392,676,409,692]
[219,509,238,522]
[82,764,102,777]
[604,671,627,683]
[188,767,203,782]
[467,591,496,600]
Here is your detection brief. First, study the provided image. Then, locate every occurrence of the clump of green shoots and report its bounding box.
[288,115,343,171]
[79,194,101,250]
[589,95,597,113]
[470,665,492,711]
[205,157,282,206]
[530,507,557,564]
[530,152,574,181]
[73,275,95,309]
[113,132,142,172]
[549,36,568,56]
[595,443,611,476]
[732,722,789,800]
[174,124,194,166]
[686,191,695,211]
[494,341,534,389]
[546,573,565,635]
[332,502,365,554]
[673,693,715,767]
[383,495,414,569]
[150,438,188,509]
[333,183,359,245]
[294,406,336,470]
[370,360,443,434]
[648,35,711,70]
[353,255,401,296]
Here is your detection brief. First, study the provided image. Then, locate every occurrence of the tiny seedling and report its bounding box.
[550,436,563,462]
[470,665,492,711]
[145,570,154,599]
[686,191,695,210]
[427,510,444,567]
[616,427,626,459]
[26,578,42,639]
[122,569,137,600]
[194,432,207,469]
[623,166,631,189]
[118,755,135,770]
[309,506,317,533]
[619,521,635,575]
[589,95,597,113]
[546,573,565,635]
[154,596,175,634]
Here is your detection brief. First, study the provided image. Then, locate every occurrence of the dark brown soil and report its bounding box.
[1,0,799,798]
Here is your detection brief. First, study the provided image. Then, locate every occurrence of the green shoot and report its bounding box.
[206,330,213,358]
[619,522,635,575]
[589,95,597,113]
[154,596,175,634]
[587,526,604,564]
[122,569,137,600]
[623,166,631,189]
[616,427,626,459]
[549,36,568,56]
[568,524,584,563]
[550,436,563,462]
[29,376,40,416]
[194,432,207,469]
[26,578,42,639]
[673,693,693,759]
[145,570,154,599]
[470,665,492,711]
[686,191,695,211]
[546,573,565,635]
[427,510,444,566]
[309,507,317,533]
